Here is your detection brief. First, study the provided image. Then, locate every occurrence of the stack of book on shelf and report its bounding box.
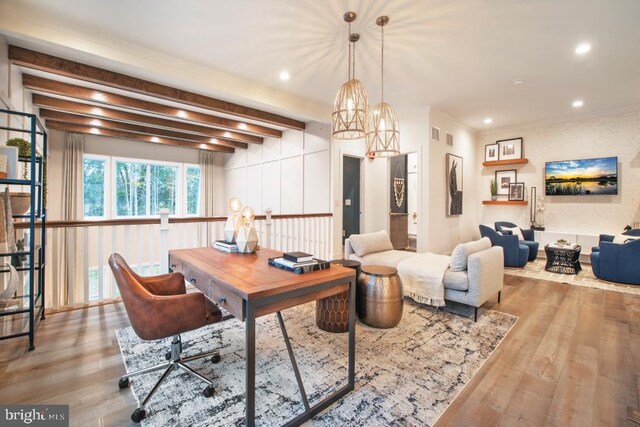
[212,240,238,253]
[269,251,330,274]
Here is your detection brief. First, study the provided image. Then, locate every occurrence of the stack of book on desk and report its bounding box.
[212,240,238,253]
[269,251,330,274]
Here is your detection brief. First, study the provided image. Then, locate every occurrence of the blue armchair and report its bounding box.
[494,221,539,261]
[592,229,640,253]
[590,238,640,285]
[480,225,529,267]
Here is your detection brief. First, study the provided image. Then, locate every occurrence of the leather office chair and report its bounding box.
[109,253,223,423]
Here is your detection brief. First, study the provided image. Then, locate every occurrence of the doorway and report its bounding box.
[342,155,361,244]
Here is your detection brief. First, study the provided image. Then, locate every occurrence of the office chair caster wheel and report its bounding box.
[118,377,130,389]
[203,386,215,398]
[211,354,221,364]
[131,408,146,423]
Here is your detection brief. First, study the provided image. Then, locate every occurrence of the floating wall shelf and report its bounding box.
[482,158,529,167]
[482,200,528,206]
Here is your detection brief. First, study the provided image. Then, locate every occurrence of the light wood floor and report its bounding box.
[0,275,638,426]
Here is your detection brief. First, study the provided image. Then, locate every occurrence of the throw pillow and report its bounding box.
[449,237,492,272]
[613,234,640,244]
[348,230,394,257]
[502,226,524,241]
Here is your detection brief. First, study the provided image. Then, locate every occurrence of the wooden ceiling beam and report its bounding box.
[23,74,282,138]
[11,46,305,130]
[39,109,247,149]
[33,94,259,146]
[45,121,234,153]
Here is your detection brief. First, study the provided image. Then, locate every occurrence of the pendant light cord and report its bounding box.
[381,23,384,102]
[347,21,352,81]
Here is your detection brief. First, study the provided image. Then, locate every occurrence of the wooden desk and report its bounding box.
[169,247,356,426]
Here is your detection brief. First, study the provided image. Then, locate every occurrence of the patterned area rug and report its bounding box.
[115,300,516,426]
[504,258,640,296]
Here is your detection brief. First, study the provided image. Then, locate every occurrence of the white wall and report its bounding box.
[428,108,479,253]
[47,129,226,220]
[477,109,640,235]
[223,121,331,215]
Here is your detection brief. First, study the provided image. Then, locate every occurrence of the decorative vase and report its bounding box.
[236,226,258,253]
[491,195,497,201]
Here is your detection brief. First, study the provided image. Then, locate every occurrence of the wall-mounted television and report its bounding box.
[545,156,618,196]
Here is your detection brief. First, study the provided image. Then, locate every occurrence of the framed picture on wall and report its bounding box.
[508,182,525,201]
[484,143,499,162]
[497,137,523,161]
[446,153,463,216]
[495,170,517,196]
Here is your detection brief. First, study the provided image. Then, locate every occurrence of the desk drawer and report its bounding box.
[168,256,183,274]
[211,279,245,321]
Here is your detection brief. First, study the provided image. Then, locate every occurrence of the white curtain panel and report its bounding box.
[54,133,85,308]
[199,151,218,245]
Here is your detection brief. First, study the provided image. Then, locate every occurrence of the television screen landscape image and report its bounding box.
[545,156,618,196]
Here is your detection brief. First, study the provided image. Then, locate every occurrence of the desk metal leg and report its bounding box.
[245,301,256,427]
[348,279,356,388]
[277,311,310,410]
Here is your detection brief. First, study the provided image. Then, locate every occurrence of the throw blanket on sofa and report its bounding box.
[398,253,451,307]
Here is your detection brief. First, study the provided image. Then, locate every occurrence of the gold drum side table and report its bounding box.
[357,265,403,328]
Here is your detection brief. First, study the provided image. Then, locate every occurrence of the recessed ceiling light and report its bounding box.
[176,110,188,118]
[237,123,248,130]
[572,100,584,108]
[279,70,290,81]
[151,136,160,142]
[209,138,218,144]
[92,92,106,102]
[91,107,104,115]
[223,132,232,138]
[484,118,493,124]
[90,127,100,134]
[575,43,591,55]
[90,119,102,126]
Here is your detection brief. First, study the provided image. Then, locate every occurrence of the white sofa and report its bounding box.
[345,232,504,321]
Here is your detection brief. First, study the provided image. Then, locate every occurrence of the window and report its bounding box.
[185,166,201,216]
[83,155,199,219]
[83,156,108,218]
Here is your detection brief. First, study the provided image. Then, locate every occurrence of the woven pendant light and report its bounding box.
[332,12,368,140]
[366,16,400,157]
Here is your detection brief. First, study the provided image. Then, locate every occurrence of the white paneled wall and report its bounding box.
[224,121,331,215]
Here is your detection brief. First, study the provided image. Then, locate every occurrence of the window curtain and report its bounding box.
[51,133,85,308]
[199,151,217,245]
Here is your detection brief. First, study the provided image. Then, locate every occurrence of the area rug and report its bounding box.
[115,300,516,426]
[504,258,640,296]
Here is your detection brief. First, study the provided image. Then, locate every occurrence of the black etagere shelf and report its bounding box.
[0,108,47,351]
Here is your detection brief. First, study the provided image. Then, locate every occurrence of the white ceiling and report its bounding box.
[1,0,639,130]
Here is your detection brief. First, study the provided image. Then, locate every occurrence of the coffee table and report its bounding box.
[544,243,582,274]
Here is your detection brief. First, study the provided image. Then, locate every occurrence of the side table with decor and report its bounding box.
[544,241,582,274]
[316,259,361,333]
[357,265,403,328]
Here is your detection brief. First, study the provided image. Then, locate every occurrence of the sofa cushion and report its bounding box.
[501,226,524,241]
[350,249,414,268]
[348,230,394,257]
[443,269,469,291]
[613,234,640,244]
[449,237,492,272]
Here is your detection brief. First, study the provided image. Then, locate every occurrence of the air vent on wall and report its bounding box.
[446,132,453,146]
[431,126,440,141]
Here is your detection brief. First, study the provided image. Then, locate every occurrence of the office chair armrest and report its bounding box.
[139,272,187,296]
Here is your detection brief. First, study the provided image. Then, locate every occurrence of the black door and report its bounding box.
[343,156,361,244]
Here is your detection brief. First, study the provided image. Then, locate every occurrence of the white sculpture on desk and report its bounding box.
[224,197,243,243]
[236,206,258,254]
